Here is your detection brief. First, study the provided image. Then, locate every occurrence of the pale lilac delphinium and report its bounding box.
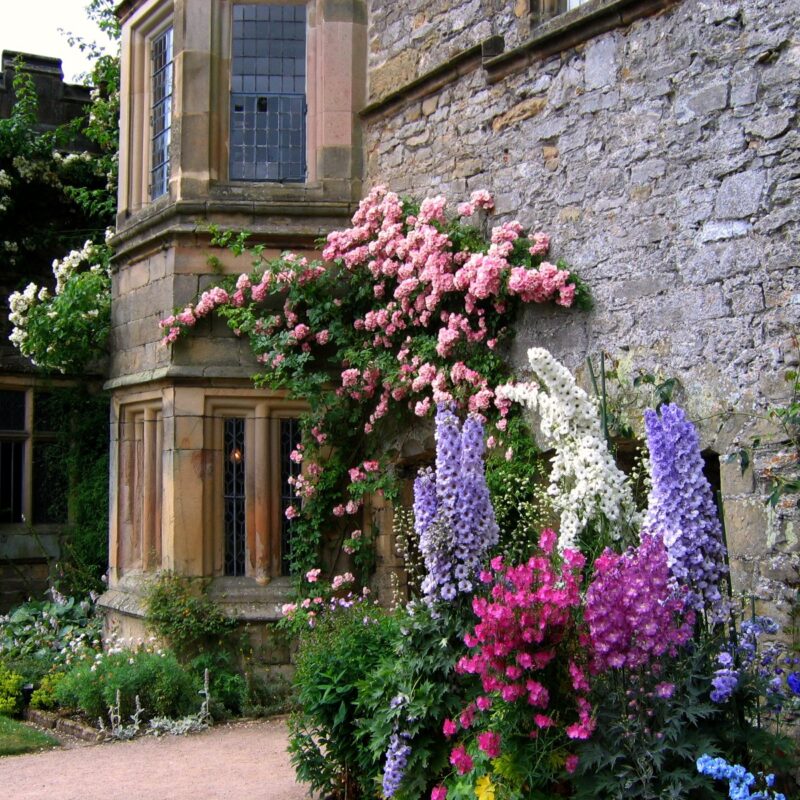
[643,403,728,619]
[415,405,499,604]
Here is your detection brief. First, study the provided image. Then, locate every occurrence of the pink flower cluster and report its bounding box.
[450,530,594,774]
[585,533,695,672]
[323,185,574,372]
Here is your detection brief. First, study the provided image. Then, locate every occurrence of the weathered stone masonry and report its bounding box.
[364,0,800,624]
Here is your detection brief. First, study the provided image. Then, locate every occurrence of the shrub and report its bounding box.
[356,599,478,800]
[242,670,293,718]
[188,652,247,718]
[0,665,24,716]
[144,572,239,661]
[30,672,65,710]
[55,649,197,722]
[288,600,400,799]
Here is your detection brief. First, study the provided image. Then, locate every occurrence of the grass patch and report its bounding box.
[0,715,60,757]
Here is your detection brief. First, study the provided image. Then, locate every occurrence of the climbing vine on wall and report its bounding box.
[161,187,590,576]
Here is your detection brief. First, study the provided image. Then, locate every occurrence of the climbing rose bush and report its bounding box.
[160,188,588,574]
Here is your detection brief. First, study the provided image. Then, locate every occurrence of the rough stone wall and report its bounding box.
[367,0,529,101]
[364,0,800,625]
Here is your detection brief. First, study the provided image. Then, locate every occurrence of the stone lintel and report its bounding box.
[104,368,260,392]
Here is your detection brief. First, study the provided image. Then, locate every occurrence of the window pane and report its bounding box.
[0,440,24,523]
[150,27,174,200]
[0,390,26,431]
[280,418,301,576]
[230,4,306,182]
[224,418,246,577]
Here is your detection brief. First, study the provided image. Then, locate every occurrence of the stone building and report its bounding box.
[0,53,95,609]
[101,0,799,642]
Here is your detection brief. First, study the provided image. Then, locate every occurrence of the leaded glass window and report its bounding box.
[224,418,246,576]
[280,418,301,576]
[230,4,307,182]
[150,26,173,200]
[1,390,26,524]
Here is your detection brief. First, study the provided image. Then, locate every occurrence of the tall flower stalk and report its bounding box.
[643,403,728,619]
[498,348,639,552]
[415,406,499,603]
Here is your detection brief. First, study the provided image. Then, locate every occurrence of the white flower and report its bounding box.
[498,347,640,551]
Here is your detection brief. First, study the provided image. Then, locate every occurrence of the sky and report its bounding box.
[0,0,116,84]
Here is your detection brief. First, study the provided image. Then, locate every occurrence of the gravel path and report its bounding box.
[0,717,310,800]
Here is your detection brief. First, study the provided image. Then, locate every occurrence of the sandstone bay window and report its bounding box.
[230,4,307,182]
[149,25,174,199]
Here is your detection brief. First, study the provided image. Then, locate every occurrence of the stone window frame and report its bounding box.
[203,394,306,584]
[530,0,591,27]
[113,394,164,576]
[0,380,68,532]
[117,0,175,216]
[483,0,678,82]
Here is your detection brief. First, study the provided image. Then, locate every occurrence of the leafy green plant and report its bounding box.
[55,649,197,721]
[30,671,66,710]
[144,572,239,661]
[0,595,102,682]
[288,600,400,799]
[0,665,24,716]
[356,600,478,800]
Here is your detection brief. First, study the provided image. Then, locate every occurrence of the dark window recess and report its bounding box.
[224,418,247,576]
[0,440,24,524]
[150,27,174,200]
[32,441,68,525]
[0,390,26,431]
[280,418,301,576]
[230,4,306,182]
[33,392,59,433]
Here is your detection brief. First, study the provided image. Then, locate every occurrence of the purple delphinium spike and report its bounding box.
[643,403,728,618]
[382,727,412,797]
[417,405,499,603]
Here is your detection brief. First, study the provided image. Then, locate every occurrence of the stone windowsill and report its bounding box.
[98,573,295,623]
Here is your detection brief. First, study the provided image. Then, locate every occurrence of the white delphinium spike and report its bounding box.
[497,347,640,551]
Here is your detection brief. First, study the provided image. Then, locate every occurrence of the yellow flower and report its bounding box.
[475,774,495,800]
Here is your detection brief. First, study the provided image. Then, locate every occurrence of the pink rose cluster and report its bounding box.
[324,186,574,363]
[584,533,695,672]
[450,530,593,776]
